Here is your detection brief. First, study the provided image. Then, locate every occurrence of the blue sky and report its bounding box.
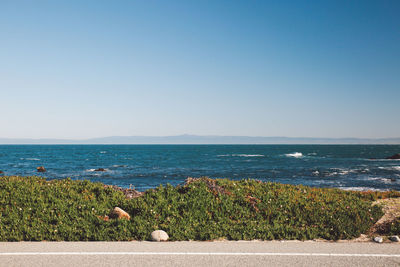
[0,0,399,139]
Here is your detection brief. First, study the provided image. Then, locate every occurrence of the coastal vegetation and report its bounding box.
[387,219,400,235]
[0,176,398,241]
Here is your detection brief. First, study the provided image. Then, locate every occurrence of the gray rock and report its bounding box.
[373,236,383,243]
[151,230,169,242]
[386,153,400,159]
[389,236,400,242]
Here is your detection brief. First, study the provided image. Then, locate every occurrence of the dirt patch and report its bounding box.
[104,185,144,199]
[185,177,233,196]
[368,198,400,235]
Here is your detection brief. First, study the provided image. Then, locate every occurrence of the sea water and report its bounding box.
[0,145,399,191]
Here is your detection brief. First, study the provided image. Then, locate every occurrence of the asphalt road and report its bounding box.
[0,241,399,267]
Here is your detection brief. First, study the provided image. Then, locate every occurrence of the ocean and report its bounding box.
[0,145,399,191]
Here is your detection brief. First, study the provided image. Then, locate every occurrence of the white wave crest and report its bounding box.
[365,177,396,184]
[86,168,110,173]
[285,152,303,158]
[20,158,40,161]
[378,166,400,172]
[233,154,264,157]
[326,168,355,177]
[339,187,380,191]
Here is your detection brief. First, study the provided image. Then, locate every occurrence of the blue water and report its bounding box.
[0,145,399,191]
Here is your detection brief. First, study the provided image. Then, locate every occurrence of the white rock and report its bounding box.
[151,230,169,242]
[373,236,383,243]
[389,236,400,242]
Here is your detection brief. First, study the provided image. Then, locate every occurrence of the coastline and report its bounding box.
[1,144,400,192]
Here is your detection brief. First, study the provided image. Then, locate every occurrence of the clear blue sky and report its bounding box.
[1,0,399,139]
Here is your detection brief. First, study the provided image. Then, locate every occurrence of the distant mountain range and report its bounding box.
[0,135,400,144]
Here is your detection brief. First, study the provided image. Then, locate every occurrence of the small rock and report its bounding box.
[95,168,106,172]
[37,166,46,172]
[151,230,169,242]
[385,153,400,160]
[373,236,383,243]
[109,207,130,220]
[389,236,400,242]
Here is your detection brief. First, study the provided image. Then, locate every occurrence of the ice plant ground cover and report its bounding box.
[0,176,398,241]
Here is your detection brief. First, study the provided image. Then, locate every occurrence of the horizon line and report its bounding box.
[1,134,400,140]
[0,135,399,145]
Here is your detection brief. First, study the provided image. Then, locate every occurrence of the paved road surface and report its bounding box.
[0,241,399,266]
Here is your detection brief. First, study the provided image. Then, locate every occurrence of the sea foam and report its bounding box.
[378,166,400,172]
[233,154,264,157]
[20,158,40,161]
[285,152,303,158]
[339,186,380,191]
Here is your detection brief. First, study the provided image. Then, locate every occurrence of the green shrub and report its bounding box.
[387,219,400,235]
[0,176,385,241]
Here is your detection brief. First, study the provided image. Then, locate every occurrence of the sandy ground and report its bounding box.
[367,198,400,238]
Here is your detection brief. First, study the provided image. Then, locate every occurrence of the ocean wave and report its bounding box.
[378,166,400,172]
[367,159,397,161]
[327,168,372,176]
[365,177,396,184]
[285,152,303,158]
[233,154,264,157]
[328,172,338,177]
[100,151,107,154]
[339,186,380,191]
[86,168,110,172]
[20,158,40,161]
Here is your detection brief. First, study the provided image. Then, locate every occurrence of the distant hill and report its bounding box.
[0,135,400,144]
